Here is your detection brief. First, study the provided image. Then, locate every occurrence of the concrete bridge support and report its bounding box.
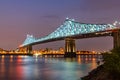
[26,45,32,54]
[113,30,120,49]
[64,38,76,58]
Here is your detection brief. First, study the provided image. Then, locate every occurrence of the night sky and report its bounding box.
[0,0,120,51]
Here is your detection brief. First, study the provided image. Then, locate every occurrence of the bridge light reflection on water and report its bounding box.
[0,55,99,80]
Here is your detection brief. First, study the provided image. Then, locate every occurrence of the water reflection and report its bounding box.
[10,55,13,62]
[0,55,98,80]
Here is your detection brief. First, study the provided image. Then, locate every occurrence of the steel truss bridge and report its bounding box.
[20,18,120,57]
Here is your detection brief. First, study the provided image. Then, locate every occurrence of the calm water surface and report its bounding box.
[0,55,98,80]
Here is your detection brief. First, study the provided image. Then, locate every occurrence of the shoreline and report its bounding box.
[0,54,33,56]
[81,64,120,80]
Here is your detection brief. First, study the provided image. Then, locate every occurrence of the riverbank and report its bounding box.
[0,54,33,56]
[81,64,120,80]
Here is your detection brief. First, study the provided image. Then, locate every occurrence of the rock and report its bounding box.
[81,65,120,80]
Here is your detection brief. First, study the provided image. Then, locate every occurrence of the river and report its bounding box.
[0,55,98,80]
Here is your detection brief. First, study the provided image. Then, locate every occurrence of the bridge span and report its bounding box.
[19,18,120,57]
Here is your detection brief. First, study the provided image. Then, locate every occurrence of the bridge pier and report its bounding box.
[26,45,32,54]
[113,30,120,49]
[64,38,76,58]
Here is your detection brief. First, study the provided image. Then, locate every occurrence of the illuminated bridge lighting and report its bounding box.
[22,34,36,46]
[21,18,117,47]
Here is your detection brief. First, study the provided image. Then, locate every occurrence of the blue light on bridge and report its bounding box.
[21,18,117,47]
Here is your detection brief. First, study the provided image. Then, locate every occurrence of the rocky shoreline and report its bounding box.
[81,65,120,80]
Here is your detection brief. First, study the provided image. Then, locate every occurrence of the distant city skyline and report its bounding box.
[0,0,119,51]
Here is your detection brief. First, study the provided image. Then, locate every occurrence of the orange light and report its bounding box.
[19,45,22,48]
